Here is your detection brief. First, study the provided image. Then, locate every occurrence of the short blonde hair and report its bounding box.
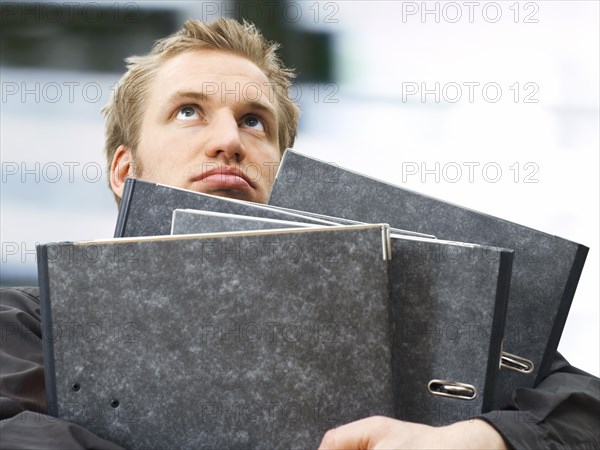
[102,18,300,192]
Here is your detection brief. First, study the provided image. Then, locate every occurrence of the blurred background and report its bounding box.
[1,1,598,376]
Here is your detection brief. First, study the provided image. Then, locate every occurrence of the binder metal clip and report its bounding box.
[500,351,534,374]
[427,380,477,400]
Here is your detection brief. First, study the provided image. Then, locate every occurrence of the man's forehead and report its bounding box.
[153,49,273,99]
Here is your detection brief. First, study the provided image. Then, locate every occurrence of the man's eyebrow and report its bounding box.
[165,91,209,106]
[246,100,276,120]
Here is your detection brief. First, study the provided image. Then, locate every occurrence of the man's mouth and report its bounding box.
[193,166,253,190]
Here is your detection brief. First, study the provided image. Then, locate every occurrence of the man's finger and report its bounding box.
[318,416,393,450]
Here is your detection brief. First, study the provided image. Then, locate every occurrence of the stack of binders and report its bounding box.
[37,151,588,449]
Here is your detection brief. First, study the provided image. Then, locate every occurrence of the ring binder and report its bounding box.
[38,225,396,449]
[269,149,588,408]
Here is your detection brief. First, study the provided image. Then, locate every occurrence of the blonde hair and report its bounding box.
[102,18,300,195]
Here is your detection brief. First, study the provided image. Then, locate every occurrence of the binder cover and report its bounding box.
[115,178,433,239]
[268,150,589,408]
[115,179,349,238]
[390,236,512,424]
[38,225,394,449]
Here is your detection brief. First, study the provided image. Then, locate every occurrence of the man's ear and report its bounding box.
[110,144,135,199]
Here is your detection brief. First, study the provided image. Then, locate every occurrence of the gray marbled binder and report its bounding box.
[114,179,341,238]
[171,209,318,235]
[115,178,433,239]
[390,236,512,425]
[169,211,511,423]
[268,150,589,409]
[37,225,394,450]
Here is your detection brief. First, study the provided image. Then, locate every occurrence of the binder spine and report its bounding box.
[113,178,136,238]
[482,250,513,412]
[537,244,589,383]
[37,245,58,416]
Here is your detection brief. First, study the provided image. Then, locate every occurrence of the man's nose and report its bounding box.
[204,111,246,163]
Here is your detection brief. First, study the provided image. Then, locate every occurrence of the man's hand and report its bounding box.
[318,416,508,450]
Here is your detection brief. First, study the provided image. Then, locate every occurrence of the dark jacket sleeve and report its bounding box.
[0,287,124,450]
[478,353,600,450]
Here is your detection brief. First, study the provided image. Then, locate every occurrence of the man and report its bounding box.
[104,17,299,206]
[1,18,598,449]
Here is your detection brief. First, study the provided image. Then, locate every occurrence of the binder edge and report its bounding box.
[37,244,58,417]
[536,244,589,383]
[482,249,514,413]
[114,178,136,238]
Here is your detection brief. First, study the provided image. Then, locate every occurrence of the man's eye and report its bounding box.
[176,106,200,120]
[240,115,265,131]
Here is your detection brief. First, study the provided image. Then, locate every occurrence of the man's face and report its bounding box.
[113,49,281,204]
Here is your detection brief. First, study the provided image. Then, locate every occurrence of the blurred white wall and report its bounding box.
[1,0,598,375]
